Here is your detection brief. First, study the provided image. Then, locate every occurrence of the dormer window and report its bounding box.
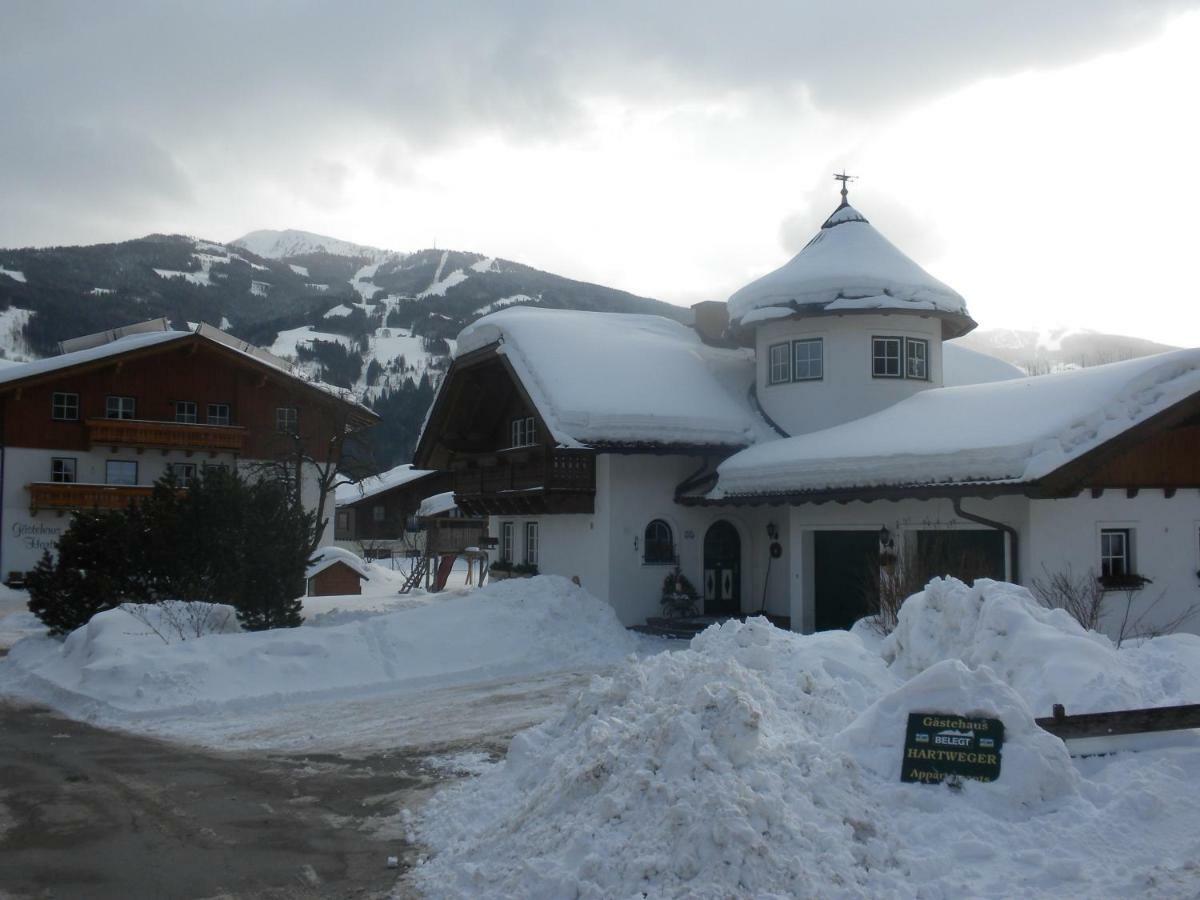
[511,416,536,448]
[872,337,929,381]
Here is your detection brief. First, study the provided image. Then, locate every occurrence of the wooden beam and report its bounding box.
[1036,702,1200,741]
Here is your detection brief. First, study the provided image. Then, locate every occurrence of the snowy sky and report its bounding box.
[2,1,1199,345]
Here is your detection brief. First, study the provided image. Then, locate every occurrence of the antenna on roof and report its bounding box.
[833,170,857,206]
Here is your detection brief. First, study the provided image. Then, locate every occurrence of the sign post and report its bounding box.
[901,713,1004,784]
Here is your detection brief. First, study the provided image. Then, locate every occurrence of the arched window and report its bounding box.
[644,519,675,564]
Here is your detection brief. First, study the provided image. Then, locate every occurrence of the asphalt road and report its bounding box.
[0,700,495,900]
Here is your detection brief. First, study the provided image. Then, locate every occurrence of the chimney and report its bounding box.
[690,301,730,345]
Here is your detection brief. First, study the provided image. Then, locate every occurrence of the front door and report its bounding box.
[703,520,741,616]
[813,530,879,631]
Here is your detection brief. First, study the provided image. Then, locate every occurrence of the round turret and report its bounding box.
[731,186,975,435]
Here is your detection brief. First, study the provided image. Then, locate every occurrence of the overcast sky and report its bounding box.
[3,1,1199,344]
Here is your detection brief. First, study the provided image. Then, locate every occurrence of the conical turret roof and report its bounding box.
[728,198,975,338]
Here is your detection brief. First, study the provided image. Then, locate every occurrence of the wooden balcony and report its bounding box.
[453,448,595,515]
[86,418,246,454]
[28,482,157,513]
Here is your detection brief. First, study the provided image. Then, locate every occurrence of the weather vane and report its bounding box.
[833,170,856,204]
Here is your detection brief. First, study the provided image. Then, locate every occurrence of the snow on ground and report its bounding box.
[289,263,309,277]
[0,575,648,753]
[470,256,495,273]
[0,266,27,283]
[0,585,41,651]
[352,262,383,300]
[269,325,354,357]
[0,306,37,362]
[410,578,1200,899]
[420,268,469,298]
[473,293,536,316]
[324,304,353,318]
[250,279,271,296]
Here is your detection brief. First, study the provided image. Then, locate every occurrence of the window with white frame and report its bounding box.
[905,338,929,380]
[510,416,536,448]
[106,395,136,419]
[51,457,77,483]
[500,521,514,562]
[768,342,791,385]
[175,400,197,424]
[167,462,197,484]
[872,337,902,377]
[51,392,79,421]
[276,407,298,434]
[525,522,539,566]
[207,403,231,426]
[1100,528,1132,579]
[793,338,823,381]
[105,460,137,486]
[643,519,675,564]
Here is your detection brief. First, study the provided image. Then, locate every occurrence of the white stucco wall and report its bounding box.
[755,313,944,435]
[1028,491,1200,640]
[0,446,327,575]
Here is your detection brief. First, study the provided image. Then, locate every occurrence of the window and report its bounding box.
[793,338,824,381]
[106,395,136,419]
[1100,528,1132,579]
[174,400,197,424]
[872,337,902,378]
[373,504,385,522]
[644,519,675,564]
[51,392,79,421]
[905,338,929,380]
[276,407,298,434]
[500,521,514,562]
[336,510,350,532]
[510,416,536,448]
[202,462,229,476]
[167,462,197,484]
[525,522,539,566]
[207,403,231,426]
[105,460,137,486]
[768,343,791,385]
[51,457,76,484]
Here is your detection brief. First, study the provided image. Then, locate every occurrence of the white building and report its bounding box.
[415,187,1200,641]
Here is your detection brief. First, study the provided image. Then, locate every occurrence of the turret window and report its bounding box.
[872,336,929,380]
[768,338,823,385]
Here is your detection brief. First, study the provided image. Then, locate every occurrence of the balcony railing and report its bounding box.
[28,482,158,513]
[86,418,246,453]
[452,449,595,496]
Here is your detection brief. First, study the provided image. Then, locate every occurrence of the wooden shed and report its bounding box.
[306,547,371,597]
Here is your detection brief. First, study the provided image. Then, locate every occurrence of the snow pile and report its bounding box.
[0,576,638,717]
[413,580,1200,899]
[713,348,1200,496]
[885,578,1200,717]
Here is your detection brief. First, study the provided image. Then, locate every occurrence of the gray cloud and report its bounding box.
[0,0,1194,246]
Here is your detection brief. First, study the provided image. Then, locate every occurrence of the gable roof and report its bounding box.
[335,463,441,506]
[306,546,372,581]
[451,307,777,450]
[0,323,376,425]
[728,200,975,338]
[709,349,1200,500]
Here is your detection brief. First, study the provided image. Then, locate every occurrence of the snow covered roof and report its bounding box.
[711,349,1200,499]
[335,464,439,506]
[0,323,373,417]
[727,200,974,338]
[306,546,371,580]
[455,307,776,449]
[418,490,458,518]
[942,343,1024,387]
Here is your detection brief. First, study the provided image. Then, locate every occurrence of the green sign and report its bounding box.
[902,713,1004,784]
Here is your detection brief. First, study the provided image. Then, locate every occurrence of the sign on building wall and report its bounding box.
[901,713,1004,784]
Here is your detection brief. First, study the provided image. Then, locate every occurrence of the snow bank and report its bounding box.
[0,576,638,717]
[413,580,1200,899]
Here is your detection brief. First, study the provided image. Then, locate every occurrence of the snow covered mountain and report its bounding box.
[231,229,395,263]
[0,232,685,467]
[953,327,1177,374]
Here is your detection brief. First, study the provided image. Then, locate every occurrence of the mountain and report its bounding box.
[232,229,395,262]
[952,327,1178,374]
[0,232,687,467]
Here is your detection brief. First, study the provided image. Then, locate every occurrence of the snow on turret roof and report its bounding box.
[728,199,973,336]
[335,463,438,506]
[455,307,775,449]
[712,348,1200,498]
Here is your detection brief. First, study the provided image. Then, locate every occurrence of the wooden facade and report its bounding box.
[338,469,453,542]
[307,561,365,596]
[414,347,597,516]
